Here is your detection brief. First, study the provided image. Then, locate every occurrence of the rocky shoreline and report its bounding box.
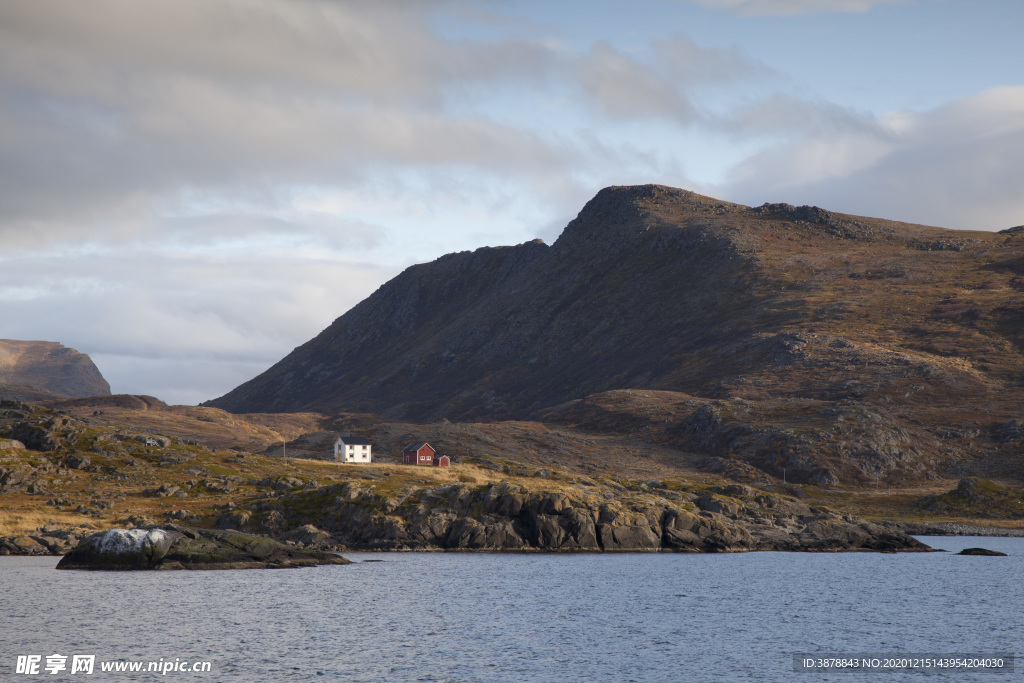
[209,480,931,553]
[8,485,1024,560]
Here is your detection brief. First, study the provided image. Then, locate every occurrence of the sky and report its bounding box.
[1,0,1022,405]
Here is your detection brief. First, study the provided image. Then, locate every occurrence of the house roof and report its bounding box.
[337,436,372,445]
[402,442,432,452]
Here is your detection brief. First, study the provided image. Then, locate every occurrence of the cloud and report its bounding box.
[724,86,1024,230]
[685,0,909,16]
[0,0,786,255]
[575,36,770,124]
[721,93,878,137]
[0,243,400,402]
[0,0,574,249]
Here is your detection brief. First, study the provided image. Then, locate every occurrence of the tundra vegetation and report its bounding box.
[0,397,1018,556]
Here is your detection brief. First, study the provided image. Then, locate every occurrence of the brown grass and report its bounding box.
[0,507,100,536]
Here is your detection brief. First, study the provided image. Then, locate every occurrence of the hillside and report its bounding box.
[2,396,1020,557]
[0,400,936,554]
[0,340,110,398]
[205,185,1024,486]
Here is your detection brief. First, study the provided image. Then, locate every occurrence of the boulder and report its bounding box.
[56,527,350,570]
[216,510,253,531]
[0,467,29,491]
[992,419,1023,443]
[56,528,174,569]
[66,454,91,470]
[279,524,338,549]
[596,507,661,551]
[144,483,182,498]
[11,417,81,451]
[696,493,740,517]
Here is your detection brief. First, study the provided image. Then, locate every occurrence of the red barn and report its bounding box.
[402,442,435,466]
[433,455,450,467]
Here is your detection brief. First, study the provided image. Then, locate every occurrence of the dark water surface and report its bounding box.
[1,536,1020,681]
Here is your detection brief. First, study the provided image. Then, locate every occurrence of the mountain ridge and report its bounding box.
[209,184,1020,415]
[206,185,772,417]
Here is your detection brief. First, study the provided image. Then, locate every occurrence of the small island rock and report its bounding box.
[957,547,1008,556]
[56,526,350,570]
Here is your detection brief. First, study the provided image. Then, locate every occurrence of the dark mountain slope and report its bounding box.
[206,184,1024,431]
[207,186,781,418]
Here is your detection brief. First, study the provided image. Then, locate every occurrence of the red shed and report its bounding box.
[402,442,435,466]
[433,455,450,467]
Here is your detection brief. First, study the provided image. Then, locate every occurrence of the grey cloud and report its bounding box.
[575,36,769,124]
[578,42,698,122]
[0,0,574,248]
[724,87,1024,230]
[0,246,400,399]
[0,0,795,253]
[652,34,771,85]
[0,0,456,104]
[158,213,387,252]
[721,93,879,137]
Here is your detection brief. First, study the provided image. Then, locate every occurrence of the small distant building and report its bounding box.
[433,454,450,467]
[402,442,435,466]
[334,436,373,463]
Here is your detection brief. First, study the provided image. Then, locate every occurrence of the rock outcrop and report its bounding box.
[220,480,930,554]
[55,526,350,570]
[10,415,82,452]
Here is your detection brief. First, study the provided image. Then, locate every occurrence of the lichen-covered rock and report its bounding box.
[55,528,175,569]
[56,527,350,570]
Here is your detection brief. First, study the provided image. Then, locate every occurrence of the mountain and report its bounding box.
[0,340,111,398]
[208,184,1023,416]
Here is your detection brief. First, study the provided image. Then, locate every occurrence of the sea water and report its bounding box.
[1,536,1020,682]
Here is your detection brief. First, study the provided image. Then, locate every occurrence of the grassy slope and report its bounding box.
[2,397,1021,537]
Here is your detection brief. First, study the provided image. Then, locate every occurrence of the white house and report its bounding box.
[333,436,373,463]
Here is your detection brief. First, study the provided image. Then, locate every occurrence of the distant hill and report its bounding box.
[207,184,1024,421]
[0,340,110,398]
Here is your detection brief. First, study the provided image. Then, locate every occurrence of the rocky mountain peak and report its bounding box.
[553,184,745,253]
